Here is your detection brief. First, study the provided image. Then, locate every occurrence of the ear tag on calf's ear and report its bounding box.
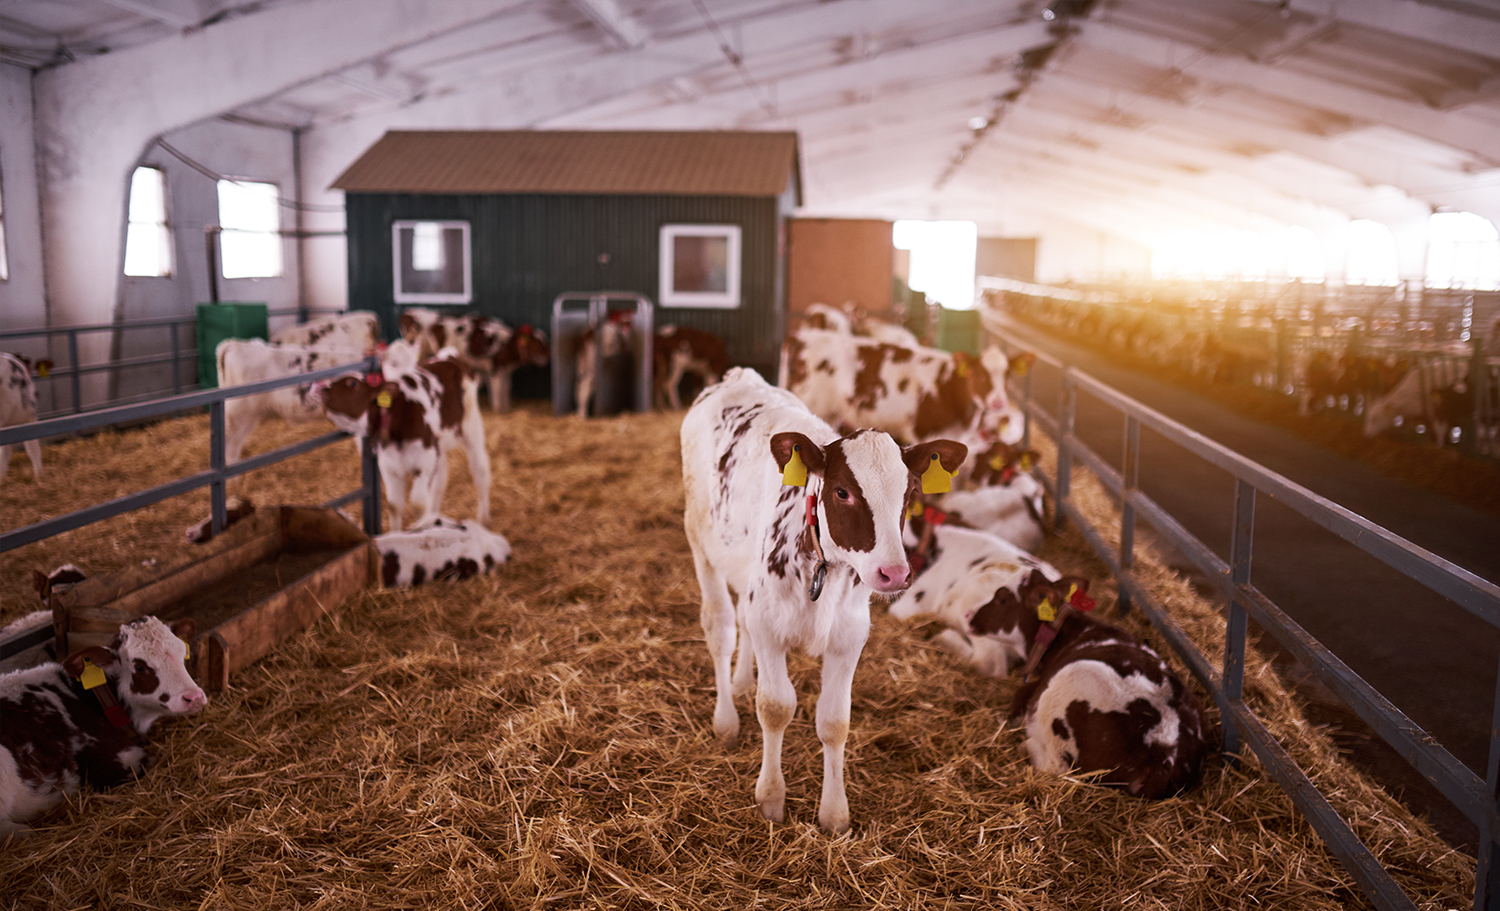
[79,659,107,690]
[182,640,191,659]
[921,453,952,495]
[1069,586,1096,613]
[1036,597,1056,623]
[375,389,394,409]
[782,446,808,487]
[907,499,923,519]
[37,363,50,378]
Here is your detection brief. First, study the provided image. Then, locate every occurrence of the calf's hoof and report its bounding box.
[759,801,785,824]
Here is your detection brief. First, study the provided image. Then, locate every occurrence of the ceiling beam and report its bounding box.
[569,0,647,50]
[1267,0,1500,65]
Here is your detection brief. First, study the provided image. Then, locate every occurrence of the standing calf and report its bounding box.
[0,616,206,840]
[682,367,965,833]
[2,352,50,484]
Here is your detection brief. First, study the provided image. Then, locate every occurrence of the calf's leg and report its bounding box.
[691,546,740,746]
[751,635,795,824]
[815,637,866,834]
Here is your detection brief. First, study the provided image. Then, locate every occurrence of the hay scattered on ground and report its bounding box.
[0,405,1474,910]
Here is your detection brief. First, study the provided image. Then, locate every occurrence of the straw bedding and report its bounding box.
[0,405,1474,910]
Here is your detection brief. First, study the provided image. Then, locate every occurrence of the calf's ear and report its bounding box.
[169,618,197,641]
[62,646,118,678]
[769,432,825,477]
[902,439,968,476]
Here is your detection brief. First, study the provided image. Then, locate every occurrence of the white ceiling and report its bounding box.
[5,0,1500,254]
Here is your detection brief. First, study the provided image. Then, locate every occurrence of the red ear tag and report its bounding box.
[1069,587,1096,612]
[104,704,130,727]
[922,506,948,526]
[1000,466,1017,484]
[365,372,383,387]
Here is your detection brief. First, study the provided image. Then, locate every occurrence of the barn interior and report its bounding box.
[3,2,1500,909]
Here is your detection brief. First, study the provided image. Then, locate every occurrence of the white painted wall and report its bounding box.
[0,63,45,333]
[1032,224,1152,284]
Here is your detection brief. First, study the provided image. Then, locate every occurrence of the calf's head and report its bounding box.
[314,375,383,434]
[771,430,966,596]
[62,617,207,732]
[974,347,1026,445]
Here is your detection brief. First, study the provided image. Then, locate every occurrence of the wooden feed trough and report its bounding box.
[50,505,375,691]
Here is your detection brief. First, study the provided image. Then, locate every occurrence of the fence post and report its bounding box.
[1055,372,1075,533]
[67,330,81,414]
[1118,414,1140,615]
[209,401,227,537]
[1478,660,1500,911]
[361,431,382,537]
[1223,478,1256,764]
[171,321,182,395]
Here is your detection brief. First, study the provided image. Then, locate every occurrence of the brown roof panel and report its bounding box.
[331,130,801,200]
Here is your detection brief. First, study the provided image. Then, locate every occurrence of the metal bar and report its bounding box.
[1055,373,1076,532]
[1119,415,1140,615]
[171,323,182,395]
[361,431,382,537]
[209,402,226,538]
[67,330,81,414]
[0,623,52,661]
[0,358,374,446]
[1482,655,1500,911]
[1223,479,1256,761]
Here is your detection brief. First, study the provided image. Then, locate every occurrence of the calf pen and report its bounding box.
[0,399,1473,908]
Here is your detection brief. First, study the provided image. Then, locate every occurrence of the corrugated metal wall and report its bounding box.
[346,192,787,389]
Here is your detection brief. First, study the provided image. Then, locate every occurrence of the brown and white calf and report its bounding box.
[215,338,368,463]
[889,522,1057,677]
[653,325,729,410]
[682,367,965,833]
[376,516,511,588]
[398,308,549,411]
[1363,359,1472,446]
[0,616,207,840]
[575,310,636,418]
[315,343,492,531]
[272,311,380,351]
[991,572,1210,799]
[933,443,1046,553]
[2,353,51,484]
[780,327,1025,455]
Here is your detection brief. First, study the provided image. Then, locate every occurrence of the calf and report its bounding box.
[575,310,636,418]
[398,308,549,411]
[682,367,965,833]
[1363,360,1470,446]
[653,325,729,410]
[780,327,1025,451]
[889,522,1056,677]
[376,516,511,588]
[989,572,1209,799]
[215,339,367,463]
[271,311,380,351]
[0,616,207,840]
[2,353,51,484]
[315,344,492,531]
[934,442,1046,553]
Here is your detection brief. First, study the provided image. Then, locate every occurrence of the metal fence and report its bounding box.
[0,356,383,660]
[989,319,1500,911]
[0,307,345,419]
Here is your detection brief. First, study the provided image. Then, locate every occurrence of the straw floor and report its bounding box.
[0,405,1475,910]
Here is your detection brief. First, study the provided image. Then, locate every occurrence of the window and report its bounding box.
[392,220,471,304]
[659,224,741,308]
[1426,211,1500,290]
[217,179,283,278]
[0,161,7,281]
[1345,220,1399,286]
[124,166,172,277]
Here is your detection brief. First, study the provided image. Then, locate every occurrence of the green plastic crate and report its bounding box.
[196,302,268,388]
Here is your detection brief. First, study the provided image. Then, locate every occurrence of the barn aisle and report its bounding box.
[0,406,1475,908]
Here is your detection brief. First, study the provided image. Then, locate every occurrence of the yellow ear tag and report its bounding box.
[956,360,970,378]
[182,640,191,660]
[920,453,952,495]
[1036,597,1056,623]
[1012,359,1030,378]
[37,363,50,378]
[781,446,808,487]
[1018,454,1034,471]
[907,499,923,519]
[79,659,107,690]
[988,455,1005,471]
[375,389,393,409]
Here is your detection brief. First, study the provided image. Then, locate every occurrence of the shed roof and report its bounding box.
[331,130,801,202]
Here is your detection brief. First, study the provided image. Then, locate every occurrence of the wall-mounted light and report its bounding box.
[968,116,990,131]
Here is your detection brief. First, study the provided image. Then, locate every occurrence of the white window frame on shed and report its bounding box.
[392,220,472,305]
[217,178,283,279]
[659,223,741,308]
[124,166,172,278]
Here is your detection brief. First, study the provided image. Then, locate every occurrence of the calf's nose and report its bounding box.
[876,564,910,589]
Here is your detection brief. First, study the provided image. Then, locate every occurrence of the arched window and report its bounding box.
[1426,211,1500,290]
[1345,219,1399,286]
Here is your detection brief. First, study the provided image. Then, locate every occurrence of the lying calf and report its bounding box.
[0,616,206,840]
[375,517,512,588]
[979,571,1211,799]
[890,520,1057,677]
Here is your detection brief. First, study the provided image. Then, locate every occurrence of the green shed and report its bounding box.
[331,130,802,397]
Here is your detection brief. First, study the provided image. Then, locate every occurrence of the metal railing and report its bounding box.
[990,321,1500,911]
[0,307,345,419]
[0,356,383,661]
